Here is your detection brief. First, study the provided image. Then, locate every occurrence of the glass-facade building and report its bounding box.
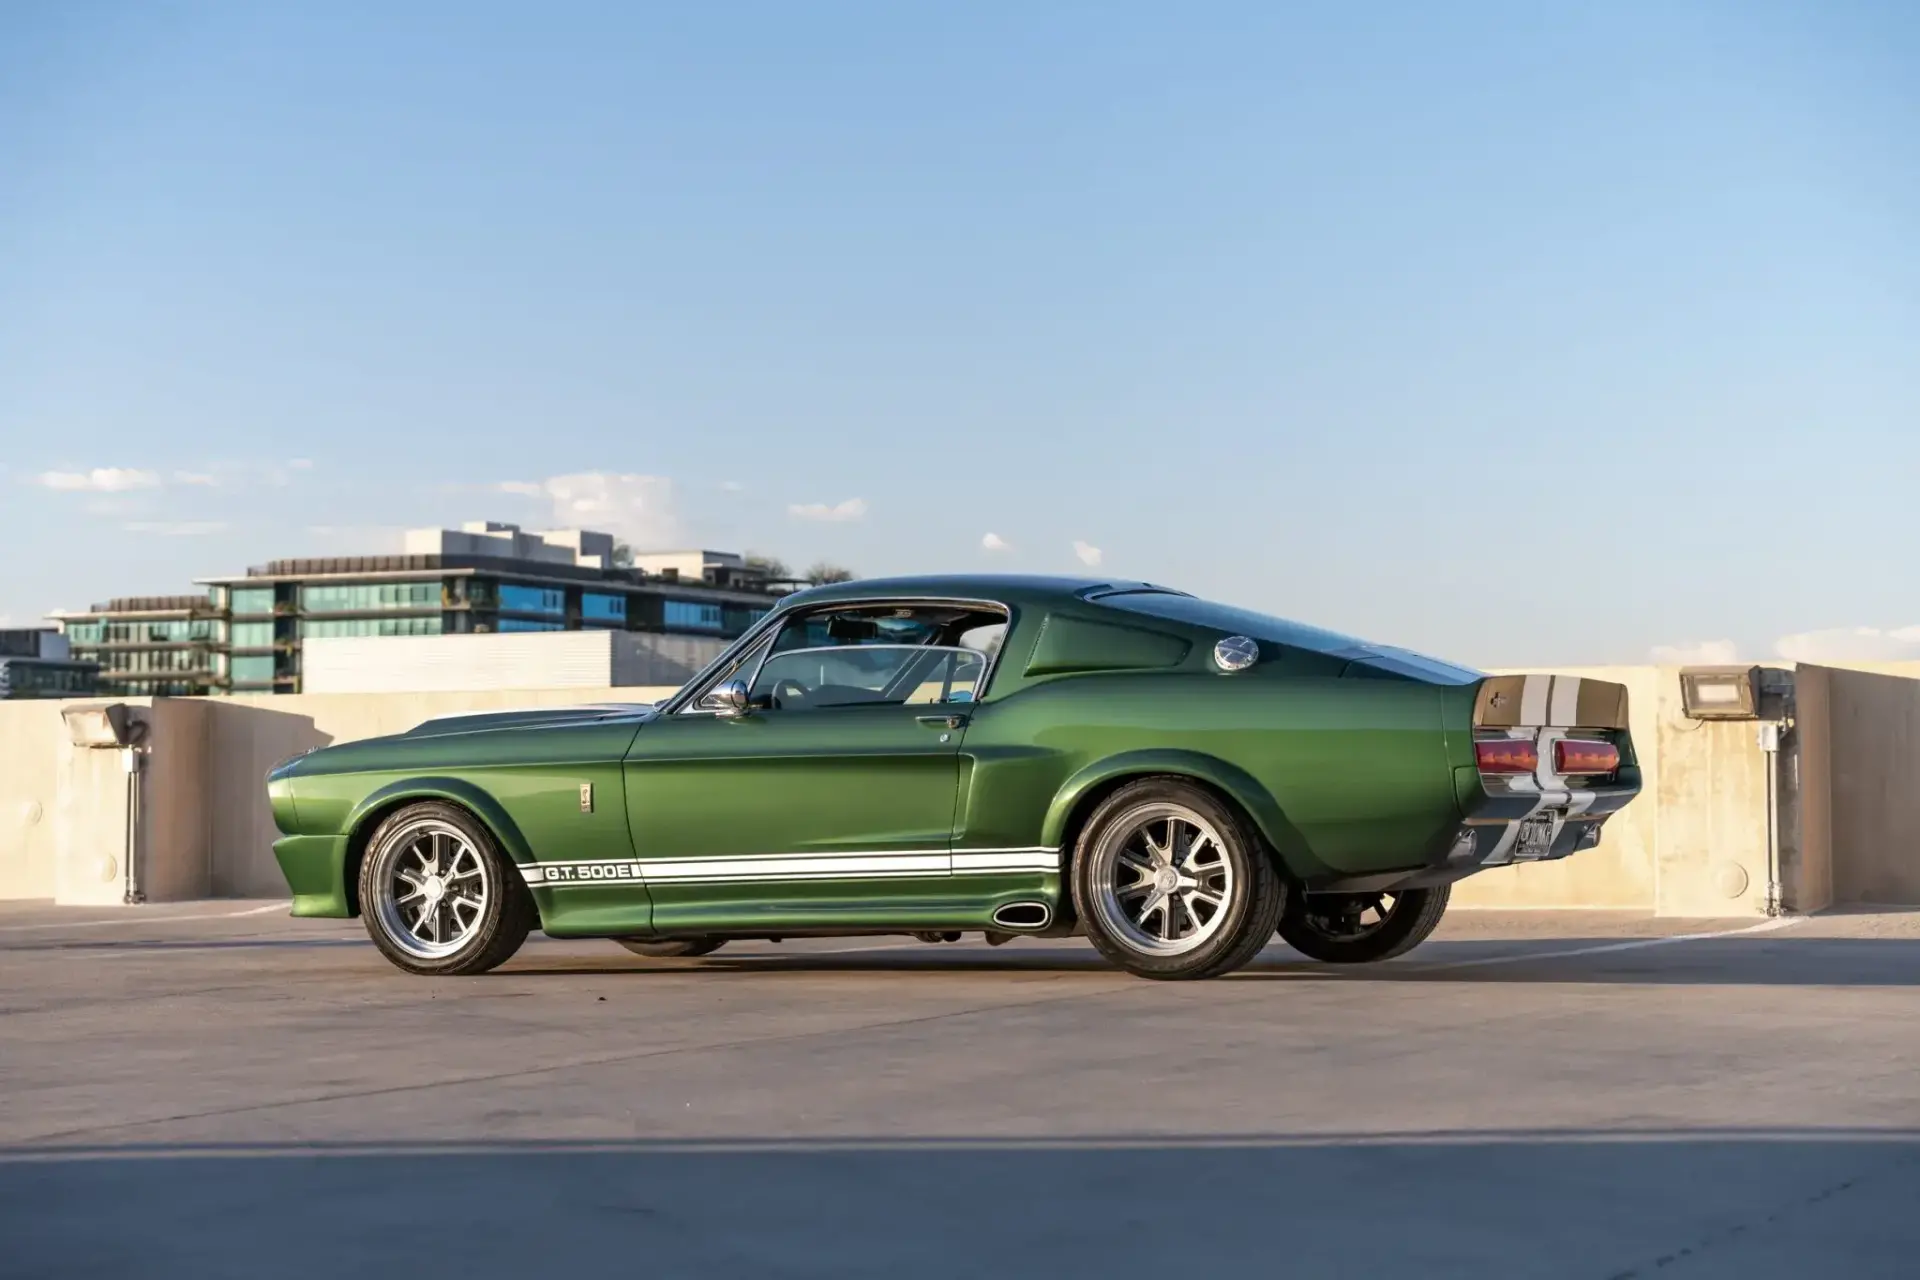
[0,629,99,700]
[50,528,789,697]
[193,551,778,694]
[55,598,223,697]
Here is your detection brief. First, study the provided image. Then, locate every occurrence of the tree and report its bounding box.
[805,561,855,585]
[610,542,635,568]
[744,551,790,579]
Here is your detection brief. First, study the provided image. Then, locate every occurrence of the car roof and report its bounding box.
[779,574,1183,611]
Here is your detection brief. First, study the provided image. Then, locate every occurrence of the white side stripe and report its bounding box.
[951,849,1062,873]
[520,847,1061,888]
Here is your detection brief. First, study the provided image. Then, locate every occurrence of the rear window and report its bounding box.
[1351,646,1482,685]
[1095,591,1366,655]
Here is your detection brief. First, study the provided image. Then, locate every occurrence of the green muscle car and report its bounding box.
[268,575,1639,980]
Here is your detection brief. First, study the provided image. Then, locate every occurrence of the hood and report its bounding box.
[400,702,660,739]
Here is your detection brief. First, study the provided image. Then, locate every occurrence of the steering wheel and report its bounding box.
[770,678,810,710]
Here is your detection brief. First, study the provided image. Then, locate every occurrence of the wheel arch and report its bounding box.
[340,778,535,918]
[1042,750,1319,881]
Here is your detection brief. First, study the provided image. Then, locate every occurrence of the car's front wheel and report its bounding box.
[1072,778,1284,980]
[1276,885,1450,963]
[614,937,727,959]
[358,801,535,976]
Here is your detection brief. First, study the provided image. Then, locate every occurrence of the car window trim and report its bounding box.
[666,595,1013,717]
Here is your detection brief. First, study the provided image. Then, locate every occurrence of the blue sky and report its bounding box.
[2,1,1915,666]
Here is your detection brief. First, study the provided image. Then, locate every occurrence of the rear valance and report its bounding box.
[1475,675,1629,730]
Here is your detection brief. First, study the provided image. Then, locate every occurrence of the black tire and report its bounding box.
[1070,777,1285,980]
[1278,885,1450,963]
[357,800,535,976]
[615,937,727,959]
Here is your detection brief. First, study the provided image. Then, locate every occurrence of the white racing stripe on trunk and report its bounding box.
[1518,674,1550,726]
[1549,676,1582,728]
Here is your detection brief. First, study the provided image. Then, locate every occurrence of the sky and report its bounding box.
[2,0,1916,667]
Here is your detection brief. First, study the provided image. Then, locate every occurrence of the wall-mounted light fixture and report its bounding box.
[61,702,138,748]
[1678,666,1762,721]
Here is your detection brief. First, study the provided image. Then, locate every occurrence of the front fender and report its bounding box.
[344,776,538,869]
[1040,749,1324,880]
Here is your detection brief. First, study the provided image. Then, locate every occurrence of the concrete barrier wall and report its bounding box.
[1,698,216,907]
[1,700,75,901]
[4,660,1916,912]
[1800,664,1920,905]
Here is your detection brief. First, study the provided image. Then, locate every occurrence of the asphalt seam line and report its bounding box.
[1411,915,1804,971]
[0,902,290,933]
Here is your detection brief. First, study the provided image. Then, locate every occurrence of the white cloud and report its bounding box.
[1773,626,1920,664]
[37,462,313,492]
[1650,639,1740,665]
[489,473,689,547]
[36,468,162,492]
[122,521,228,536]
[720,480,745,492]
[789,497,868,523]
[1072,540,1103,567]
[981,532,1011,552]
[542,472,685,549]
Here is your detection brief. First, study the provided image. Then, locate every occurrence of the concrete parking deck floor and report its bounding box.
[2,903,1917,1279]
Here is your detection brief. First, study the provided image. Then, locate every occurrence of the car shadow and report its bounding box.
[491,936,1920,987]
[4,1129,1918,1278]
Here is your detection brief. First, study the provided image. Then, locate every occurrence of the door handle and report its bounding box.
[916,713,969,730]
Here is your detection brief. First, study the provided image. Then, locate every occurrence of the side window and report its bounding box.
[751,645,985,710]
[680,600,1008,714]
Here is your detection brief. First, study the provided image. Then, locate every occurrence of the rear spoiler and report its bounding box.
[1474,675,1629,730]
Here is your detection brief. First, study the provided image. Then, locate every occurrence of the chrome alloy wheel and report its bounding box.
[370,818,491,961]
[1088,802,1237,956]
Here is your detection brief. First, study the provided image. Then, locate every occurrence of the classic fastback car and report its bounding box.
[268,575,1639,980]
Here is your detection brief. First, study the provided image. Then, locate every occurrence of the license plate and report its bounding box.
[1517,816,1555,857]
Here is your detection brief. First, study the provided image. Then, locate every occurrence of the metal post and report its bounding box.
[1758,721,1782,917]
[122,744,146,905]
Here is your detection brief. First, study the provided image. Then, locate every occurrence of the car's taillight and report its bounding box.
[1555,739,1620,775]
[1475,739,1540,774]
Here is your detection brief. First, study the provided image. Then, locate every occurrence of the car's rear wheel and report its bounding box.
[358,801,534,976]
[1277,885,1450,963]
[614,937,727,958]
[1072,778,1284,980]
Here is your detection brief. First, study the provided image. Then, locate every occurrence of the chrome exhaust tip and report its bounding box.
[990,901,1052,930]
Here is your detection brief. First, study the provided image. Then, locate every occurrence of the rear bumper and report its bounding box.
[1312,770,1641,895]
[274,834,352,917]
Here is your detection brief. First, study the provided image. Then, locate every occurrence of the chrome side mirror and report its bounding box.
[701,679,751,718]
